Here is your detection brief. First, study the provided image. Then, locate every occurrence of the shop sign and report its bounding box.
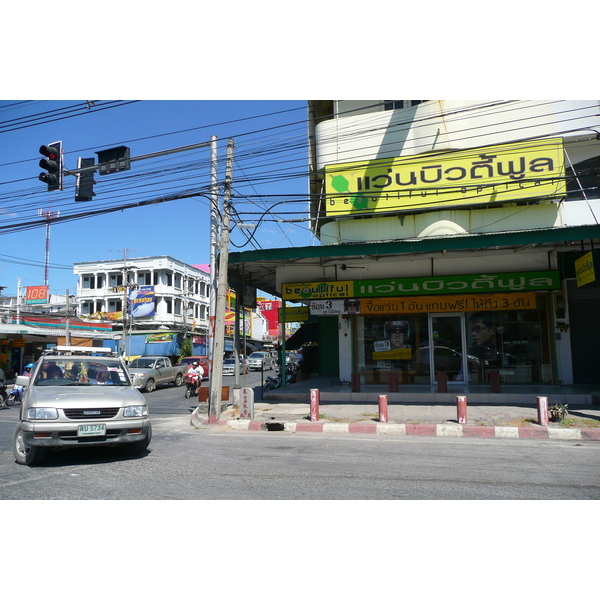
[360,292,537,314]
[284,271,558,301]
[279,306,310,322]
[574,251,598,287]
[325,138,565,216]
[356,271,559,298]
[25,285,49,305]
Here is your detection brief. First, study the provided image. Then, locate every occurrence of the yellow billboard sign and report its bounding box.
[325,138,565,216]
[279,306,310,322]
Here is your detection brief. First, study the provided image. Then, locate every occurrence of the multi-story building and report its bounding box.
[74,256,210,357]
[229,100,600,391]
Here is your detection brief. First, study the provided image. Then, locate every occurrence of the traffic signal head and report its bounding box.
[39,142,63,191]
[75,157,96,201]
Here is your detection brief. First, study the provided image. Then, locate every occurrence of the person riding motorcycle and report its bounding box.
[187,361,204,393]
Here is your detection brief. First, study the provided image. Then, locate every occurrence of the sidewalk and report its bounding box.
[190,380,600,440]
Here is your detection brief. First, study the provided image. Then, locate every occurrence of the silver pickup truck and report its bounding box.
[127,356,187,392]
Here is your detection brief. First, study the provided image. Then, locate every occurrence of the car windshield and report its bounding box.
[33,357,130,386]
[249,353,265,359]
[129,358,156,368]
[223,359,236,365]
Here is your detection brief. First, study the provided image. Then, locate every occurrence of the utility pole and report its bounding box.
[208,135,218,375]
[208,138,234,423]
[65,289,71,345]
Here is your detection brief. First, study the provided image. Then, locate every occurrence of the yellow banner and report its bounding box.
[575,251,595,287]
[325,138,565,216]
[360,292,537,314]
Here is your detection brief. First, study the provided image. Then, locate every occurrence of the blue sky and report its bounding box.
[0,100,313,298]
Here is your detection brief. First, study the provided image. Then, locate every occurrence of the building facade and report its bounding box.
[229,100,600,390]
[73,256,210,333]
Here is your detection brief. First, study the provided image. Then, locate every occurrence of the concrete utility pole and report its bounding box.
[208,138,234,423]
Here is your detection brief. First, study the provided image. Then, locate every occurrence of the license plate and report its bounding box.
[78,423,106,437]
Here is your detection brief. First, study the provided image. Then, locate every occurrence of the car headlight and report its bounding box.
[27,407,58,420]
[124,405,148,418]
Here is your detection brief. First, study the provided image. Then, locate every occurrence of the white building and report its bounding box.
[73,256,210,333]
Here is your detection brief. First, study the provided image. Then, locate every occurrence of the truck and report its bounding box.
[127,356,188,393]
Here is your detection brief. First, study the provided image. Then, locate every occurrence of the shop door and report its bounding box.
[428,314,469,385]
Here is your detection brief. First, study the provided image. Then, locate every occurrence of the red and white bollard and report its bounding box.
[537,396,549,426]
[457,395,467,424]
[378,394,388,423]
[310,389,320,422]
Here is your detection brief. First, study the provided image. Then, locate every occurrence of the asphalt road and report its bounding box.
[1,371,599,500]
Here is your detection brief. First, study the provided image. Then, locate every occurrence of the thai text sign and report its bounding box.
[25,285,49,305]
[282,271,559,301]
[575,251,597,287]
[279,306,310,322]
[325,138,565,216]
[360,292,537,314]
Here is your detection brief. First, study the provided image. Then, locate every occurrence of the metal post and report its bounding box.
[310,389,320,422]
[208,139,234,423]
[378,394,388,423]
[457,395,467,424]
[537,396,549,426]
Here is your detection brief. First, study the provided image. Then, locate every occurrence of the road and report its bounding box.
[1,371,599,500]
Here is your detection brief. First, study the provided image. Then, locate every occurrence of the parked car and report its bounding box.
[247,351,275,371]
[177,356,210,380]
[12,346,151,466]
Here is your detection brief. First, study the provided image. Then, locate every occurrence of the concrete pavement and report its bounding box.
[189,378,600,440]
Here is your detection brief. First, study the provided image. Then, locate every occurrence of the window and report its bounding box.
[138,272,151,286]
[384,100,427,111]
[109,273,123,287]
[82,275,95,290]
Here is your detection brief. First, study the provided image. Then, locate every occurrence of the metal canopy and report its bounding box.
[227,224,600,298]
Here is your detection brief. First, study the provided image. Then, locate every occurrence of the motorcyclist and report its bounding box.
[187,361,204,393]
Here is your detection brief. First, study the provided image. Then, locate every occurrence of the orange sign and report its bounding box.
[360,292,537,314]
[25,285,49,305]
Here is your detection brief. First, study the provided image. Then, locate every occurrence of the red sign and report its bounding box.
[25,286,49,305]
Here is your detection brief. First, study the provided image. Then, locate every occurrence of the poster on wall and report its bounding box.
[372,319,413,361]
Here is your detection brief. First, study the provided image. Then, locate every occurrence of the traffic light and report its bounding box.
[39,141,63,191]
[75,157,96,201]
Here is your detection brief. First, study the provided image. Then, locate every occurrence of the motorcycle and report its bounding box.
[8,384,23,405]
[263,375,280,391]
[184,372,199,399]
[0,383,11,408]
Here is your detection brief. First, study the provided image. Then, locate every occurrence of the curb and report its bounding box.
[191,416,600,440]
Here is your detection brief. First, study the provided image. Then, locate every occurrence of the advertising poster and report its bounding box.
[129,286,155,318]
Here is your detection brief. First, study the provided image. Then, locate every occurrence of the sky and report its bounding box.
[0,99,313,298]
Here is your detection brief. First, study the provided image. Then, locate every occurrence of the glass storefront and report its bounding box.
[355,295,554,385]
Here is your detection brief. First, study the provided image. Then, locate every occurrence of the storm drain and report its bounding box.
[264,422,285,431]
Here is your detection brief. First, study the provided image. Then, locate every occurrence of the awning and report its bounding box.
[285,322,317,350]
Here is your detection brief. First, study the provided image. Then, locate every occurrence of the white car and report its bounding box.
[247,351,275,371]
[12,346,151,466]
[222,358,238,376]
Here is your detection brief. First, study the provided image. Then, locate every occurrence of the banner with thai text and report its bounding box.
[325,138,565,216]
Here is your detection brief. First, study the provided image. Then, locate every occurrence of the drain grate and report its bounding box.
[265,422,285,431]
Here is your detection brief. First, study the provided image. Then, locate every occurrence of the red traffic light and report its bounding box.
[38,142,63,191]
[39,145,59,160]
